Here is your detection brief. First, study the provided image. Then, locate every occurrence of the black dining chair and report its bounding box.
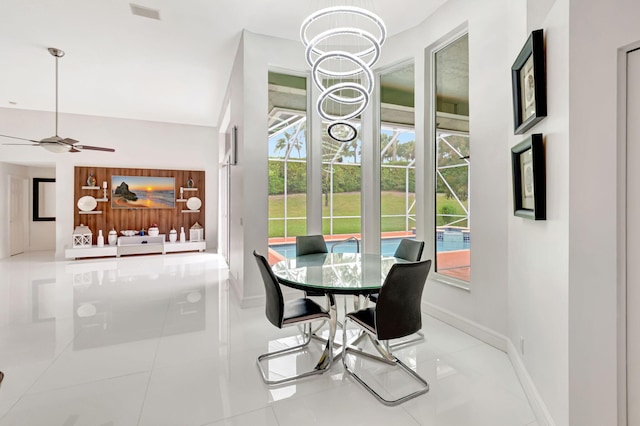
[394,238,425,262]
[253,251,332,385]
[342,259,432,406]
[369,239,426,348]
[295,235,331,305]
[369,239,424,303]
[295,235,328,256]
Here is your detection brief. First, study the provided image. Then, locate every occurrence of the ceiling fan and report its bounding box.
[0,48,115,153]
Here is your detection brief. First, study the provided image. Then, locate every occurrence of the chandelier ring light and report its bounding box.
[300,6,387,51]
[317,82,370,122]
[311,51,374,104]
[327,121,358,143]
[301,5,386,142]
[305,28,382,72]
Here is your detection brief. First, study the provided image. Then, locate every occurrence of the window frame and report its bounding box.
[425,28,471,291]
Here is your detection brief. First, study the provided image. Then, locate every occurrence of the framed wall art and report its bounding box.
[511,133,546,220]
[511,29,547,135]
[111,175,176,209]
[33,178,56,221]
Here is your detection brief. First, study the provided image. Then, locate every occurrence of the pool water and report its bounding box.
[270,235,470,258]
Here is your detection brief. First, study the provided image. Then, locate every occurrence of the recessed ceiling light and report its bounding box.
[8,101,17,105]
[130,3,161,20]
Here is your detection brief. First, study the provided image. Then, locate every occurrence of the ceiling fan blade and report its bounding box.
[75,144,115,152]
[62,138,79,144]
[2,143,39,146]
[69,147,81,153]
[0,134,40,143]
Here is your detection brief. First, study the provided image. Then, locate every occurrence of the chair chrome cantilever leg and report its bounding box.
[257,321,332,385]
[389,330,425,350]
[341,316,429,406]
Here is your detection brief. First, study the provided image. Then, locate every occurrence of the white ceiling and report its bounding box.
[0,0,448,128]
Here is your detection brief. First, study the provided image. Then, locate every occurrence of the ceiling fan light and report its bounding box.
[2,48,115,154]
[41,142,71,154]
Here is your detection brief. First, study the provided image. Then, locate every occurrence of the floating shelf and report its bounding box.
[79,211,103,215]
[95,198,109,202]
[81,186,101,190]
[183,188,198,191]
[182,210,200,213]
[176,199,187,202]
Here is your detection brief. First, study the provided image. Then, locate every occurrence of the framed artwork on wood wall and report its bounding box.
[111,176,176,209]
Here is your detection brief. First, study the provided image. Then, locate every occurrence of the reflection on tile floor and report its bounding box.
[0,251,536,426]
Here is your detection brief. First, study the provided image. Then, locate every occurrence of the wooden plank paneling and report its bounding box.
[73,166,205,244]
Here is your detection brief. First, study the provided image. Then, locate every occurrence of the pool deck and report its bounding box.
[268,231,470,282]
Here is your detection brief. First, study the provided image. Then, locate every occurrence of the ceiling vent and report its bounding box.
[130,4,161,20]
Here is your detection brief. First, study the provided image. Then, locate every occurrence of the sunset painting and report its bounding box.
[111,176,175,209]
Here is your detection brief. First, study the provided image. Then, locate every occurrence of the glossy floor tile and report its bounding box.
[0,251,536,425]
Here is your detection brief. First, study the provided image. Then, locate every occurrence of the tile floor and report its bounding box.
[0,251,537,426]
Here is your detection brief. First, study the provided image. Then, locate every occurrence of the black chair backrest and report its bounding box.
[296,235,328,256]
[393,239,424,261]
[253,251,284,328]
[375,260,431,340]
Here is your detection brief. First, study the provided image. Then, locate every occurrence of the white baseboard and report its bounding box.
[423,301,555,426]
[228,273,265,308]
[506,340,556,426]
[423,301,507,351]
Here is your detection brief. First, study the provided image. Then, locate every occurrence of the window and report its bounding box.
[321,123,362,238]
[433,34,470,282]
[379,63,416,255]
[267,72,308,246]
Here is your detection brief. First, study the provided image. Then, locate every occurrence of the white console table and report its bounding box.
[65,235,206,260]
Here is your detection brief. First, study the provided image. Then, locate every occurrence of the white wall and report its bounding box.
[235,32,310,305]
[0,108,218,259]
[221,32,246,302]
[508,1,570,424]
[568,1,640,425]
[394,0,512,339]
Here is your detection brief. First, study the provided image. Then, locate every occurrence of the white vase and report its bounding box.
[97,230,104,247]
[180,227,186,243]
[108,229,118,246]
[169,229,177,243]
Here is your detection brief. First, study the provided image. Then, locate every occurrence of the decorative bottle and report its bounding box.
[180,226,186,243]
[97,230,104,247]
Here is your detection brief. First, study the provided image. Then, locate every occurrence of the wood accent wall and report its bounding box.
[74,166,205,244]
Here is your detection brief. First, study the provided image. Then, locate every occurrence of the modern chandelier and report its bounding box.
[300,5,386,142]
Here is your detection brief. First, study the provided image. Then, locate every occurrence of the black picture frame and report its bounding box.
[33,178,56,221]
[511,29,546,135]
[511,133,546,220]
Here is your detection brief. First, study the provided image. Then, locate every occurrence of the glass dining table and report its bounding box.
[271,252,402,370]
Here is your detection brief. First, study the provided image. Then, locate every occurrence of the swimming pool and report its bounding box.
[270,235,470,258]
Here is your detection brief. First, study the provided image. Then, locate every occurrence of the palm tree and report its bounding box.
[274,120,306,159]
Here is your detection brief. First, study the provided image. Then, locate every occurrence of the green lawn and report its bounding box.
[269,191,468,237]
